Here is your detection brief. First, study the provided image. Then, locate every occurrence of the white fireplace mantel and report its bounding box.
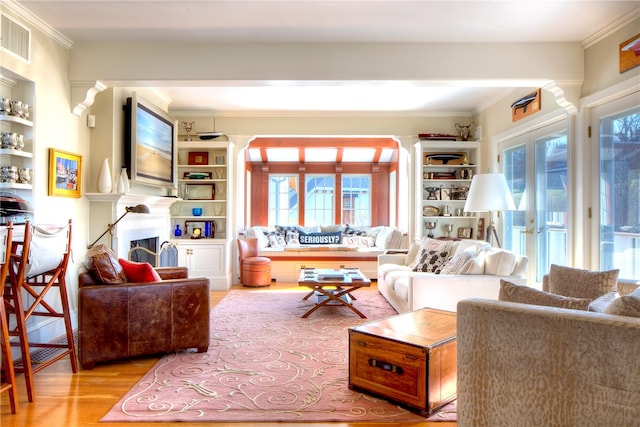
[86,193,179,258]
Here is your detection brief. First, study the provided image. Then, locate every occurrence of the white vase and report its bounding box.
[98,158,112,193]
[117,167,130,193]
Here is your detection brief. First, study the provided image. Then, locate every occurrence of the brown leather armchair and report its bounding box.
[78,266,210,369]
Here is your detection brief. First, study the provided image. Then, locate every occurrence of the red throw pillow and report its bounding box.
[118,258,162,283]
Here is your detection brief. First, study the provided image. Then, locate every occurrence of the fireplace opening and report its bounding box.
[129,236,159,266]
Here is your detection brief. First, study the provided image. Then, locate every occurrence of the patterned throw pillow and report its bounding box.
[412,240,456,274]
[407,238,439,270]
[266,232,286,248]
[499,280,592,310]
[344,225,368,236]
[440,249,472,275]
[275,225,299,236]
[285,230,300,245]
[548,264,619,300]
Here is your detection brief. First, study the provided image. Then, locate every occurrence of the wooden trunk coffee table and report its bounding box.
[297,268,371,318]
[348,308,457,415]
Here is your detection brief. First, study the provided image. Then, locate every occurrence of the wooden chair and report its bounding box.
[0,222,18,414]
[3,219,77,402]
[237,238,271,287]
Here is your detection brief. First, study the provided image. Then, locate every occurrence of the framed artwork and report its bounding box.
[48,148,82,198]
[439,187,451,200]
[458,227,473,239]
[215,155,225,165]
[188,151,209,165]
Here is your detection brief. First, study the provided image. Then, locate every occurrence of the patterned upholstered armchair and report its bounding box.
[456,266,640,426]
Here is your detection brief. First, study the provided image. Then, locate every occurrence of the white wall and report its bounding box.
[583,17,640,98]
[2,10,89,345]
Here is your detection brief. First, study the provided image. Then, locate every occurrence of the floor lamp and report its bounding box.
[463,173,515,248]
[87,204,150,249]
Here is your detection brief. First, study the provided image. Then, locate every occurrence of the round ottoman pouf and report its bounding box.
[242,256,272,287]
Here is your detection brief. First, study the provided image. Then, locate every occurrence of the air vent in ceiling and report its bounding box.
[1,14,31,63]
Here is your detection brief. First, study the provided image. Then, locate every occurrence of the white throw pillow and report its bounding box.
[247,227,270,249]
[484,248,517,276]
[455,239,489,253]
[404,241,421,266]
[375,227,394,249]
[320,224,344,233]
[459,247,486,274]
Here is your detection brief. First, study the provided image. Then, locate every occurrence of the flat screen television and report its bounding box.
[124,92,177,190]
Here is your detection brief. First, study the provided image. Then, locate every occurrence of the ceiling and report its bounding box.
[14,0,640,115]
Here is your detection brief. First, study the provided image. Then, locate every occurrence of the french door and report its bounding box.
[501,120,569,284]
[591,92,640,280]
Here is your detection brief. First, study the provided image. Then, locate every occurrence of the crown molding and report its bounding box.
[582,6,640,49]
[3,0,73,49]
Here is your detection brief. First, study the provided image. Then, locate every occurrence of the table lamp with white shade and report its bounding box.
[463,173,515,247]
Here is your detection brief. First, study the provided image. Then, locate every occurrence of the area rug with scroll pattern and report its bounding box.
[101,288,456,423]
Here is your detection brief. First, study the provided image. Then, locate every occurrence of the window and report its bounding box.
[341,175,371,225]
[247,137,397,227]
[596,100,640,280]
[304,175,335,226]
[268,175,298,225]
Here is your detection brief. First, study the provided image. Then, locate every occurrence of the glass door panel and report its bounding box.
[503,144,528,255]
[501,121,568,284]
[534,133,568,282]
[596,100,640,280]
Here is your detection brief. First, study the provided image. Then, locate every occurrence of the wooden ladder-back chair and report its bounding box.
[0,222,18,414]
[3,219,77,402]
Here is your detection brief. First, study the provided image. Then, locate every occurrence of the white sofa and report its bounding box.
[377,238,528,313]
[246,225,404,281]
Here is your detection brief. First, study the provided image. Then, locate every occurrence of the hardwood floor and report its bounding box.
[0,281,456,427]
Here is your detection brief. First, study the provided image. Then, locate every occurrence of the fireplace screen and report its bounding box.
[129,237,159,266]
